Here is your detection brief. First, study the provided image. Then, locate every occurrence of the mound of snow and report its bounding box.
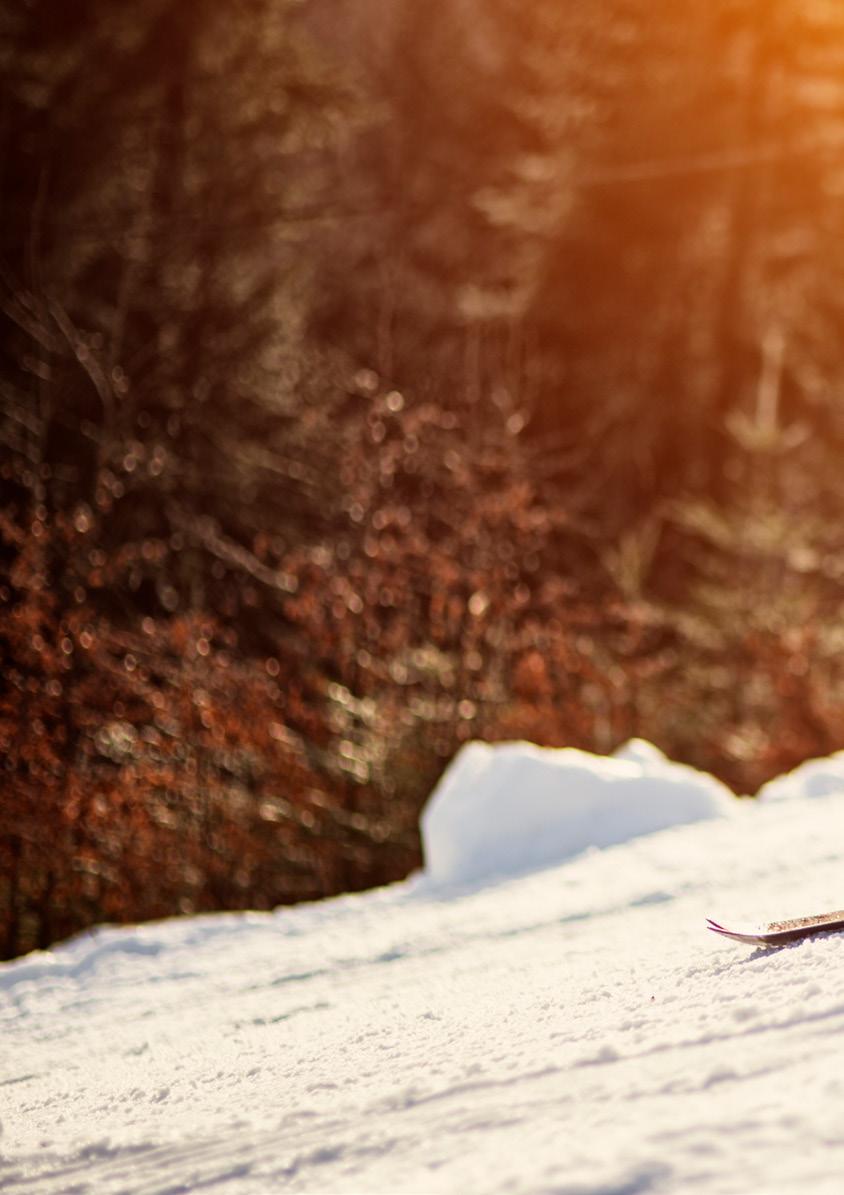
[756,750,844,802]
[421,738,734,887]
[611,736,668,769]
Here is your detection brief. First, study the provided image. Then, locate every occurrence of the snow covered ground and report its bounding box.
[4,740,844,1194]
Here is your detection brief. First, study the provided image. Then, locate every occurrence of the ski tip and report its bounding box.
[706,918,741,936]
[705,918,768,945]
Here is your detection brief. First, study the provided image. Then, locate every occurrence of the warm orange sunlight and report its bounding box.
[2,0,844,952]
[6,5,844,1194]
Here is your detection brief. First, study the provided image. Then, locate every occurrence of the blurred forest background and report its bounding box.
[4,0,844,958]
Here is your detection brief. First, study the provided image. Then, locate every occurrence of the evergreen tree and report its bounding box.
[0,0,352,629]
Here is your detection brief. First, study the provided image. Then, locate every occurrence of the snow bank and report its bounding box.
[757,750,844,802]
[8,747,844,1195]
[420,738,734,887]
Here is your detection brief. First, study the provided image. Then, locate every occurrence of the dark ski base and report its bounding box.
[707,910,844,948]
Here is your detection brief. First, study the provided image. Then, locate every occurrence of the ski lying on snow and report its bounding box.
[707,910,844,947]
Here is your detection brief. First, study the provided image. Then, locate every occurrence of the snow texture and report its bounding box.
[756,749,844,803]
[421,738,734,887]
[4,739,844,1195]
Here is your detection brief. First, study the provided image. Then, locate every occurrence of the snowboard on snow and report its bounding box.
[707,910,844,948]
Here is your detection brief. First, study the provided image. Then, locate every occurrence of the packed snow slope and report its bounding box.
[4,740,844,1195]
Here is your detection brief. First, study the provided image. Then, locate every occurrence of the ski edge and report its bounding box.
[707,914,844,948]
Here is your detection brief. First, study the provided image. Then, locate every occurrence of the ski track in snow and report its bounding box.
[4,750,844,1193]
